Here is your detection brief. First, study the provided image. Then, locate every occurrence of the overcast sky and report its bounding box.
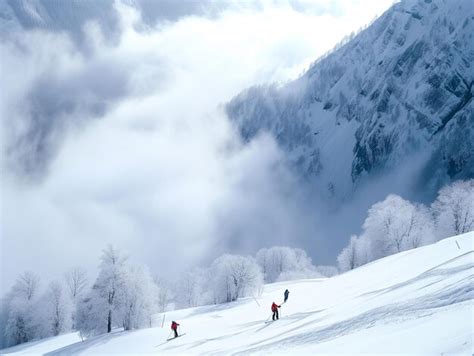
[0,0,395,292]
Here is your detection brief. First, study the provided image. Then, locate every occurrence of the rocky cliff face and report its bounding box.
[227,0,474,200]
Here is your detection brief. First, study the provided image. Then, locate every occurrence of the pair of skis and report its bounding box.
[155,333,187,348]
[166,333,186,341]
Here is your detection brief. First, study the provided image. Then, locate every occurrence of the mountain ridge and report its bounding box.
[227,0,474,201]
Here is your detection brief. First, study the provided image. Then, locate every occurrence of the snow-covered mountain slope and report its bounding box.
[227,0,474,201]
[2,232,473,355]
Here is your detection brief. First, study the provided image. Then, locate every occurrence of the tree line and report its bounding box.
[1,179,472,349]
[337,179,474,271]
[0,245,326,348]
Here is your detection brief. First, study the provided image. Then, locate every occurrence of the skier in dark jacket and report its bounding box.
[171,321,180,338]
[271,302,281,320]
[284,289,289,303]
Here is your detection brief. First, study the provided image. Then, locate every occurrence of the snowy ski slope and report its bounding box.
[2,232,473,355]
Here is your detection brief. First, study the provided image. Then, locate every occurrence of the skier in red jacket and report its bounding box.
[171,321,180,338]
[271,302,281,320]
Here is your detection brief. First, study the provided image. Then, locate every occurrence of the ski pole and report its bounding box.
[167,330,172,339]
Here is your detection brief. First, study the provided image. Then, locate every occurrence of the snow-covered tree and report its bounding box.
[175,270,201,308]
[78,245,128,336]
[76,291,108,338]
[431,179,474,239]
[38,281,73,337]
[3,272,41,346]
[210,254,262,304]
[65,267,88,303]
[121,265,159,330]
[153,277,174,313]
[13,271,40,302]
[64,267,88,328]
[361,195,435,261]
[337,235,361,272]
[337,195,437,271]
[405,204,435,249]
[256,246,316,282]
[0,297,10,348]
[77,246,158,337]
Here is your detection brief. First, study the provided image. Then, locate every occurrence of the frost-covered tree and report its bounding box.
[65,267,88,303]
[256,247,315,282]
[363,195,407,259]
[76,291,108,338]
[361,195,434,261]
[64,267,88,328]
[432,179,474,238]
[3,272,41,346]
[405,204,435,249]
[0,297,10,348]
[175,270,200,308]
[77,246,158,337]
[338,195,436,271]
[121,266,158,330]
[13,271,40,302]
[37,281,73,337]
[337,235,361,272]
[174,268,213,308]
[210,254,262,304]
[78,245,128,335]
[153,277,174,313]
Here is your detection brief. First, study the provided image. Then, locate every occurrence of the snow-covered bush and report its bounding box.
[431,179,474,239]
[210,254,263,304]
[256,246,316,282]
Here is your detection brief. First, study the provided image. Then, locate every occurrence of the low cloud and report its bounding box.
[1,0,393,291]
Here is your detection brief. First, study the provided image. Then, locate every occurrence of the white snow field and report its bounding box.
[2,232,473,355]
